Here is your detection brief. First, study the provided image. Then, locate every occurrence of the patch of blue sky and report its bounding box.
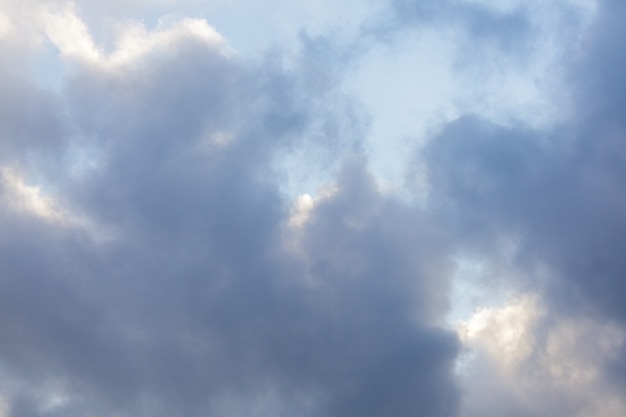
[345,29,458,195]
[31,39,65,92]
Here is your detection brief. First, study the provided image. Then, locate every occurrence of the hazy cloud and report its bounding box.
[0,3,460,417]
[420,0,626,414]
[1,0,626,417]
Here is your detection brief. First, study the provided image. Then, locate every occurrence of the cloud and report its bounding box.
[423,1,626,321]
[2,0,625,416]
[387,0,531,45]
[457,294,625,417]
[418,0,626,414]
[0,3,461,417]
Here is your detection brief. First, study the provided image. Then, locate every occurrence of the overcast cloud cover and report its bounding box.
[0,0,625,416]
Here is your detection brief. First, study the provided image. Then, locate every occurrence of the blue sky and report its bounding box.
[1,1,625,416]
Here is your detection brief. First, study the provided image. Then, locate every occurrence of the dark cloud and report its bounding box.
[0,10,460,417]
[3,0,625,416]
[420,0,626,409]
[424,0,626,324]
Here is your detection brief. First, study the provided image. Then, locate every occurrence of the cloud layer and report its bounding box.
[1,0,625,417]
[0,3,458,417]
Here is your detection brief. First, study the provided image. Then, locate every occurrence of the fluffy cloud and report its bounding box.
[0,2,460,417]
[457,294,625,417]
[420,0,626,415]
[424,0,626,325]
[2,0,626,416]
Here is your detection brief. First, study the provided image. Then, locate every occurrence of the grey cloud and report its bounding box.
[390,0,529,40]
[424,0,626,325]
[366,0,532,54]
[0,79,67,160]
[419,0,626,411]
[573,0,626,146]
[0,11,460,417]
[0,39,69,163]
[425,112,626,321]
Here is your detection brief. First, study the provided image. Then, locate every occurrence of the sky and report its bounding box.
[0,0,625,416]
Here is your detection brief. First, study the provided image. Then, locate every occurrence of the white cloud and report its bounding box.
[287,185,340,229]
[288,193,315,228]
[43,3,229,68]
[457,294,626,417]
[0,10,11,39]
[0,166,112,242]
[458,294,541,369]
[105,16,230,67]
[1,166,73,224]
[40,2,100,62]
